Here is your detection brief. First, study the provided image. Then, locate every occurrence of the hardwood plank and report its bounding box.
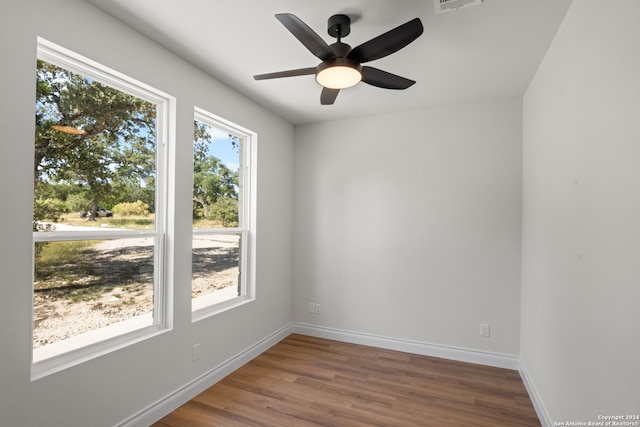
[152,334,540,426]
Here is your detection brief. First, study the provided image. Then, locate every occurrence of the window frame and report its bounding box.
[191,107,257,321]
[32,38,175,380]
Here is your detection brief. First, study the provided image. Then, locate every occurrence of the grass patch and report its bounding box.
[69,289,99,303]
[34,240,97,287]
[193,218,236,229]
[36,240,95,266]
[107,217,154,229]
[59,213,154,230]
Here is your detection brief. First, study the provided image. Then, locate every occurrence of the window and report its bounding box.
[32,38,174,377]
[192,108,256,319]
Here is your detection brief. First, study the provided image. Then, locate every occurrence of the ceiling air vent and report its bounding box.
[435,0,483,14]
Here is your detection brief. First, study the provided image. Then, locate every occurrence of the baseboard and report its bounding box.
[519,360,552,427]
[116,323,293,427]
[291,322,520,370]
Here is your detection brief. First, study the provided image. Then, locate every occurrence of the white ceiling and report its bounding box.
[88,0,573,125]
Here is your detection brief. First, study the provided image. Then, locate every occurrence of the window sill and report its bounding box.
[31,313,167,381]
[192,290,254,323]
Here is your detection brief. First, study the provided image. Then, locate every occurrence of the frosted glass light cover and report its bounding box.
[316,66,362,89]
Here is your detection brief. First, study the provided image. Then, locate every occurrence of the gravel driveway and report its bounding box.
[34,230,239,348]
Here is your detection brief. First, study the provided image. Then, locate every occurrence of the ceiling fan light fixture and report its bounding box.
[316,59,362,89]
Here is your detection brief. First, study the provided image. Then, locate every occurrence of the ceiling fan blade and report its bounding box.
[321,87,340,105]
[254,67,317,80]
[276,13,336,61]
[361,66,415,89]
[347,18,423,63]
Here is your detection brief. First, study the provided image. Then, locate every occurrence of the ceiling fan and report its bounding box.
[253,13,424,105]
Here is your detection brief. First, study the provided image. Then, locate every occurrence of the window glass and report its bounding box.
[34,60,157,229]
[34,237,156,348]
[192,233,241,309]
[192,121,240,229]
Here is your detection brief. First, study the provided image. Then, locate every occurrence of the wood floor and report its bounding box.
[152,334,540,427]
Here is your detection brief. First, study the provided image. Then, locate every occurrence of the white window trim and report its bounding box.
[32,38,176,380]
[191,107,257,322]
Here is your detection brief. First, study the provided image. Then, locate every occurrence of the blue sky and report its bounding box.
[202,124,240,172]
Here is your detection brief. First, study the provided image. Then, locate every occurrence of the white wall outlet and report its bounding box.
[480,324,490,337]
[314,303,321,314]
[308,302,315,313]
[192,343,201,361]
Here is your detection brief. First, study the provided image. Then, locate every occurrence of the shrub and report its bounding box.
[111,200,149,216]
[33,198,66,231]
[208,197,239,227]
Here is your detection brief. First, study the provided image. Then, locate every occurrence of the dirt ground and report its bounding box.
[33,235,239,348]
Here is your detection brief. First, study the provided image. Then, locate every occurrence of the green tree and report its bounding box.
[34,60,156,221]
[65,192,92,213]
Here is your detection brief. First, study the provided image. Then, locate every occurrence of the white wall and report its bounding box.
[0,0,294,425]
[521,0,640,423]
[293,99,523,356]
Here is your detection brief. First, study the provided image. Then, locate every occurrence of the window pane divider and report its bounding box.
[33,229,161,242]
[192,228,243,235]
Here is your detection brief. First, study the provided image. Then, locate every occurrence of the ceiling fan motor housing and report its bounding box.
[328,14,351,39]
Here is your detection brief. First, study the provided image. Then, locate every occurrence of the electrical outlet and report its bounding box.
[192,343,201,361]
[480,324,490,337]
[314,303,321,314]
[308,302,315,313]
